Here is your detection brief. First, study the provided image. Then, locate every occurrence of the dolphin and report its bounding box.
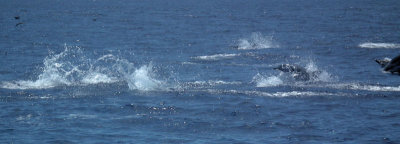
[273,64,315,81]
[375,54,400,73]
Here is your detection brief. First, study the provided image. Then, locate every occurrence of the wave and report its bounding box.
[236,32,279,50]
[1,45,172,91]
[192,53,239,61]
[359,42,400,49]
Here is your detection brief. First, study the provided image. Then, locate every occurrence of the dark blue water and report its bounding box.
[1,0,400,143]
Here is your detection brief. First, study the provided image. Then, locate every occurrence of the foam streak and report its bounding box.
[359,42,400,49]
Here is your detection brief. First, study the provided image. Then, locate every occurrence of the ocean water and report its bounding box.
[1,0,400,143]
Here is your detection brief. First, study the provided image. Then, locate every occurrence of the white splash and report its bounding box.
[0,45,172,91]
[1,46,79,89]
[237,32,278,50]
[253,61,334,88]
[253,73,283,87]
[81,72,117,84]
[305,62,334,82]
[126,64,166,91]
[193,53,239,61]
[359,42,400,49]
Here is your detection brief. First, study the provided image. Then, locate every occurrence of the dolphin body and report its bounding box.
[376,54,400,74]
[273,64,320,81]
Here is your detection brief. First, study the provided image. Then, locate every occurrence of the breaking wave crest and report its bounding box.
[359,42,400,49]
[1,45,171,91]
[236,32,279,50]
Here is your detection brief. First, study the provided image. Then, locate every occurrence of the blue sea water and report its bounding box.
[1,0,400,143]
